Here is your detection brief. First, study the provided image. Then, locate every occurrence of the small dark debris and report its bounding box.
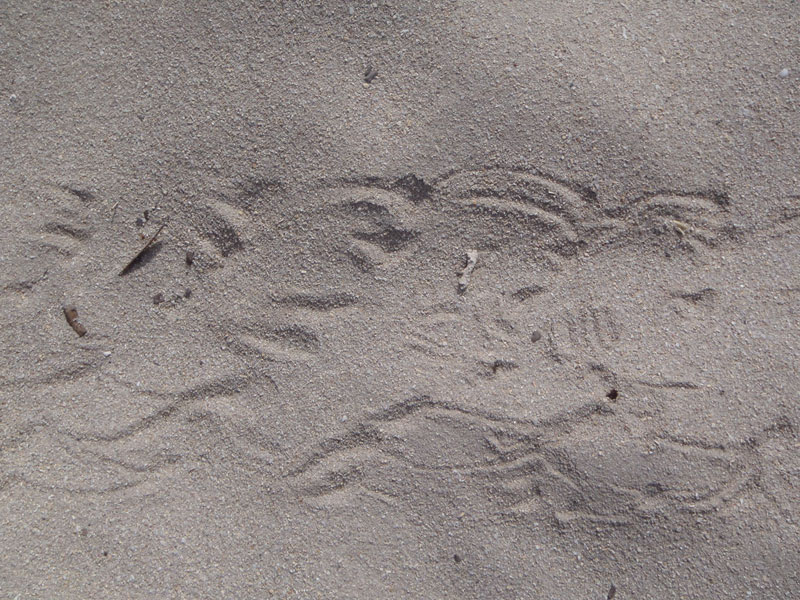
[364,66,378,83]
[143,209,149,221]
[185,250,195,266]
[65,187,94,202]
[606,389,619,400]
[103,550,108,557]
[184,288,192,299]
[487,359,518,375]
[453,554,462,564]
[645,481,667,495]
[63,305,87,337]
[531,330,542,343]
[677,287,716,304]
[153,293,165,305]
[512,285,547,302]
[607,583,617,600]
[135,217,145,227]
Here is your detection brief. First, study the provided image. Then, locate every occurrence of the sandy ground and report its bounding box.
[1,2,798,598]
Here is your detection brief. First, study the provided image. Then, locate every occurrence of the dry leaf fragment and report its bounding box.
[63,305,87,337]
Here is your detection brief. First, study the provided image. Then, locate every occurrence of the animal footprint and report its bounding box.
[626,192,737,251]
[433,167,620,261]
[320,180,423,271]
[546,304,621,365]
[288,396,764,525]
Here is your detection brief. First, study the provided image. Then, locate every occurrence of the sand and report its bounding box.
[1,2,798,598]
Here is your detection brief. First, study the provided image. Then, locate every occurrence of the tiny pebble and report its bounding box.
[531,330,542,343]
[153,293,164,305]
[103,351,112,357]
[779,68,789,78]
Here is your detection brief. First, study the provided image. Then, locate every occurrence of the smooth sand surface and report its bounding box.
[1,2,798,598]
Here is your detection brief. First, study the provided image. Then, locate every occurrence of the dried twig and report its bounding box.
[119,223,166,276]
